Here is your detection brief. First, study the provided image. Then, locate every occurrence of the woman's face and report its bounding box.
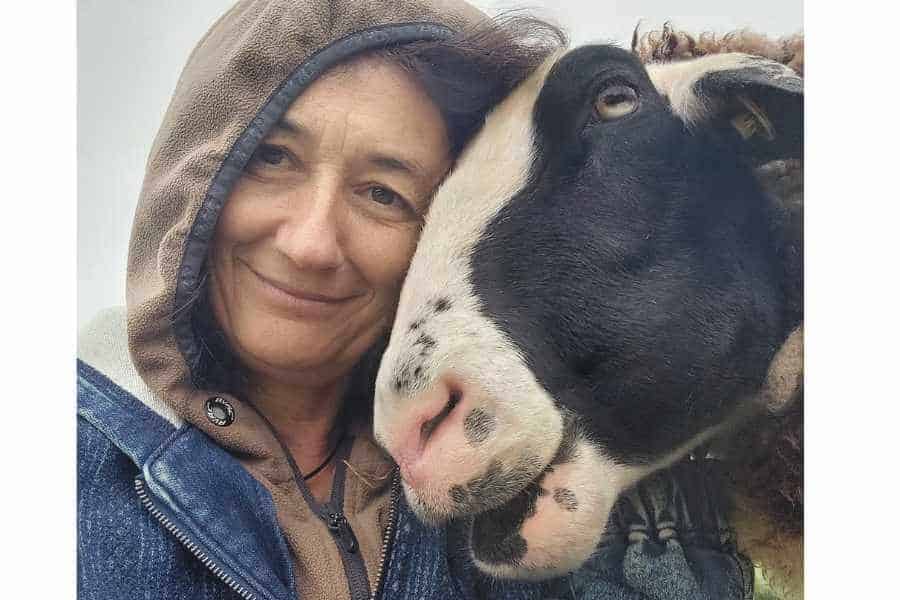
[209,57,451,387]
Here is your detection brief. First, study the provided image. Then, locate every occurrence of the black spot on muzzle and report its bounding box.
[471,478,545,566]
[464,408,497,446]
[552,487,578,511]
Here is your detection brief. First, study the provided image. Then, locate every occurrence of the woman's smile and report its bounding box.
[239,258,365,319]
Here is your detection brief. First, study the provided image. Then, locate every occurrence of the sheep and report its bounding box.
[373,25,803,598]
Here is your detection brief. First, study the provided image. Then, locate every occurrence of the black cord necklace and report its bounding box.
[241,397,348,483]
[303,432,345,481]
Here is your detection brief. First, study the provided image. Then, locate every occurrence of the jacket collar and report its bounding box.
[78,309,297,600]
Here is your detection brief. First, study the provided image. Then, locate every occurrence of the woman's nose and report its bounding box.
[274,180,346,270]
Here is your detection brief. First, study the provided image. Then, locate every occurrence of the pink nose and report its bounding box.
[389,377,466,487]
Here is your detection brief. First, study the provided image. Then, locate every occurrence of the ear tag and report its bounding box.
[731,95,776,141]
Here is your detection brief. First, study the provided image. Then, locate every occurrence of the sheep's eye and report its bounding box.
[594,85,639,121]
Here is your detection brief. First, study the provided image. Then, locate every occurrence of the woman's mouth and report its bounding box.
[241,260,363,317]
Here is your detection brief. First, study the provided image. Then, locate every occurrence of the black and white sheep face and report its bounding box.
[374,45,802,580]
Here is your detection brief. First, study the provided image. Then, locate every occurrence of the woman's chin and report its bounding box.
[231,332,350,384]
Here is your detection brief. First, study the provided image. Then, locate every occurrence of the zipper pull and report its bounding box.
[326,511,359,554]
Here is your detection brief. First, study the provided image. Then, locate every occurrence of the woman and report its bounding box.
[78,1,568,599]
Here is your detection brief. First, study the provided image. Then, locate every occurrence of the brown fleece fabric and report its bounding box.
[125,2,487,599]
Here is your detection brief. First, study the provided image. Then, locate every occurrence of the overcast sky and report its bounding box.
[77,0,802,327]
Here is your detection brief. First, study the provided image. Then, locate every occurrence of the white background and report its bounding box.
[77,0,802,326]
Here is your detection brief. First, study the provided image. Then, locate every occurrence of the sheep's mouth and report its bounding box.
[449,438,568,521]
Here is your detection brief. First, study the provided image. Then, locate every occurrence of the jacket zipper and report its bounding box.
[317,437,373,600]
[369,471,400,600]
[134,477,259,600]
[326,510,360,553]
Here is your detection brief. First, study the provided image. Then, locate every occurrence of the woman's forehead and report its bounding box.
[280,56,439,127]
[270,57,451,172]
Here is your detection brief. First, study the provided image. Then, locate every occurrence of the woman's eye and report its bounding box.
[594,85,639,121]
[243,144,298,181]
[361,186,421,222]
[369,186,401,206]
[254,144,287,166]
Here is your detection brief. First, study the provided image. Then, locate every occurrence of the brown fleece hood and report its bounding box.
[125,1,487,598]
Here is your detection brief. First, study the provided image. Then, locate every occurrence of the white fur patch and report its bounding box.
[78,306,183,427]
[645,53,795,125]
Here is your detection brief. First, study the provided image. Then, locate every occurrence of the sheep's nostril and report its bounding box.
[420,389,462,441]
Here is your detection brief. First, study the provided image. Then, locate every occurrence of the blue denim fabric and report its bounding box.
[78,415,251,600]
[78,360,292,600]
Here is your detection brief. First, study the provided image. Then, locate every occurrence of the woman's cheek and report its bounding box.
[352,217,421,290]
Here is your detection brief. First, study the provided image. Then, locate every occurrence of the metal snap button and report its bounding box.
[205,396,235,426]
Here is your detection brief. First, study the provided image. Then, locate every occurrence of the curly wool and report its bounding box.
[633,22,803,75]
[727,400,803,598]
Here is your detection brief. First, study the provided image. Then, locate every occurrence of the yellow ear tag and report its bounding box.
[731,95,776,141]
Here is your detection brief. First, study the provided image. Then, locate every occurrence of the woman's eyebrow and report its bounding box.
[273,116,430,183]
[270,118,311,139]
[366,154,427,181]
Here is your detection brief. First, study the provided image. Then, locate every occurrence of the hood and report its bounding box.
[126,0,487,451]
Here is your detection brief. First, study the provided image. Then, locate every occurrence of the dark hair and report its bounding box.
[191,15,567,402]
[376,15,567,157]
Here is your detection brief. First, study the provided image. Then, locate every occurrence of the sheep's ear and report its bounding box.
[647,53,803,164]
[757,325,803,414]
